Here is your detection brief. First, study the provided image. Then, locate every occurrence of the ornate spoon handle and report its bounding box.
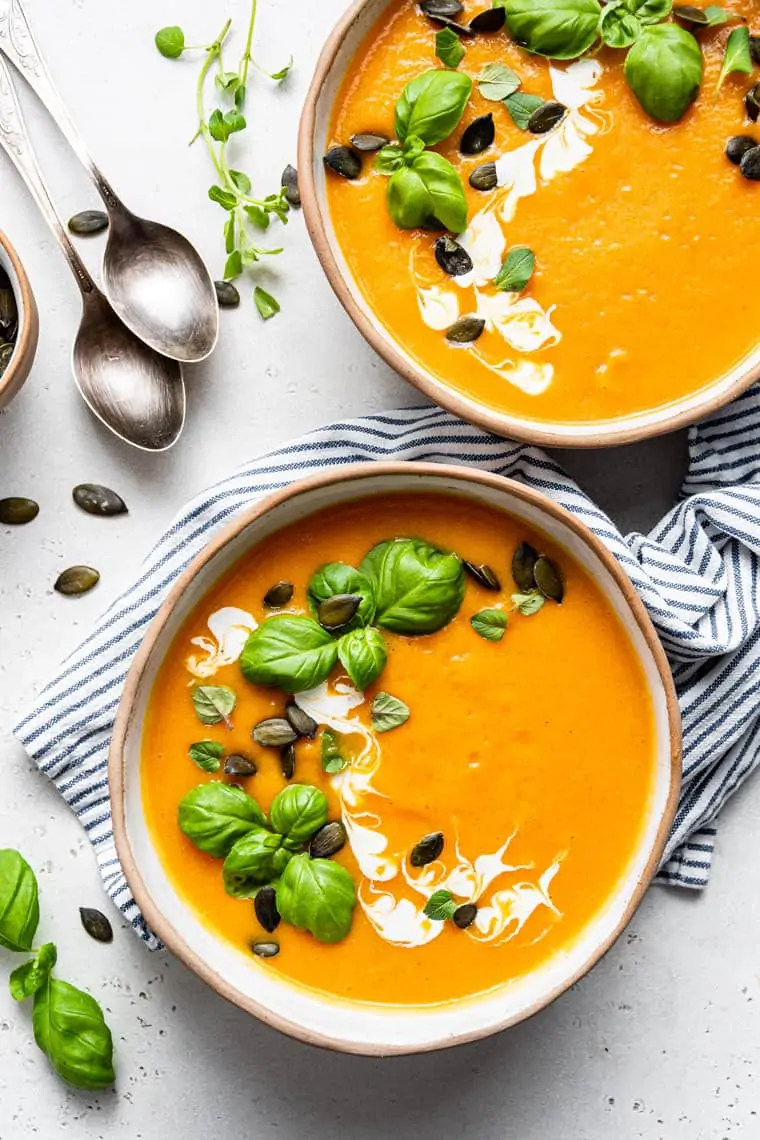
[0,0,120,209]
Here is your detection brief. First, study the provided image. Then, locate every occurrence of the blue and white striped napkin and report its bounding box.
[15,394,760,947]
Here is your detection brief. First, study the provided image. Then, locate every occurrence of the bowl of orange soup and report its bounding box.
[111,464,680,1053]
[299,0,760,445]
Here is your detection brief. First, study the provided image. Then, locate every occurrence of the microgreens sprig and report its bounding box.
[155,1,294,318]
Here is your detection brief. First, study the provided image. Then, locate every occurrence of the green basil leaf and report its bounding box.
[307,563,376,630]
[224,250,243,280]
[188,740,225,773]
[411,152,469,231]
[512,591,546,615]
[360,537,465,633]
[436,26,466,67]
[0,849,40,952]
[471,607,508,641]
[337,627,388,691]
[239,615,339,692]
[224,213,236,254]
[600,3,641,47]
[504,91,546,129]
[9,943,57,1002]
[716,25,752,95]
[500,0,603,60]
[276,853,356,943]
[625,23,703,122]
[423,888,457,920]
[191,684,236,727]
[375,144,406,175]
[33,978,115,1090]
[371,691,410,733]
[477,62,521,101]
[402,134,428,162]
[623,0,671,21]
[245,204,270,229]
[178,782,267,857]
[254,286,281,320]
[208,184,238,210]
[321,729,348,773]
[222,828,291,897]
[155,25,185,58]
[494,246,536,292]
[387,166,434,229]
[229,169,251,195]
[395,69,473,145]
[703,4,732,25]
[270,784,329,848]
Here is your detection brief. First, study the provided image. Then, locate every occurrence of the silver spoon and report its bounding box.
[0,0,219,363]
[0,58,185,451]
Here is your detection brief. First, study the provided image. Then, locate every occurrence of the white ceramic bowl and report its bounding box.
[110,463,681,1055]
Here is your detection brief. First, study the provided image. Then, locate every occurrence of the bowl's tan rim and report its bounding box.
[0,231,39,410]
[109,461,682,1056]
[297,0,760,449]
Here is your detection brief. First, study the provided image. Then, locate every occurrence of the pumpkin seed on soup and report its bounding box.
[672,4,711,24]
[323,146,362,180]
[317,593,362,631]
[214,280,240,308]
[434,236,473,277]
[280,164,301,208]
[67,209,109,236]
[309,821,347,859]
[0,496,39,525]
[740,146,760,181]
[254,886,280,933]
[79,907,114,943]
[446,316,485,343]
[286,702,318,739]
[469,162,497,191]
[528,101,567,134]
[250,939,280,959]
[751,35,760,66]
[280,742,296,780]
[745,83,760,123]
[252,718,298,748]
[350,132,389,152]
[263,580,294,608]
[420,0,463,17]
[72,483,128,516]
[55,565,100,596]
[453,902,478,929]
[460,113,495,155]
[512,542,538,591]
[534,555,564,603]
[726,135,757,164]
[469,7,505,32]
[410,831,444,866]
[224,753,257,777]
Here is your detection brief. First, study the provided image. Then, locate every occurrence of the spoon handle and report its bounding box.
[0,56,96,296]
[0,0,119,210]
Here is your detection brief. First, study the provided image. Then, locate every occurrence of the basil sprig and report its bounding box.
[499,0,604,59]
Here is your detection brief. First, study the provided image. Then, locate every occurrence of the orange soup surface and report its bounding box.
[326,1,760,426]
[142,493,656,1005]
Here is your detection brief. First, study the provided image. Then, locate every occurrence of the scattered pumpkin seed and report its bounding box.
[528,101,567,134]
[323,145,362,180]
[55,566,100,596]
[350,132,390,152]
[740,145,760,180]
[214,279,240,308]
[254,886,280,933]
[463,560,501,590]
[469,161,498,191]
[250,939,280,958]
[317,593,362,631]
[672,3,710,24]
[745,82,760,123]
[453,902,478,929]
[726,134,757,163]
[0,286,18,339]
[469,6,505,32]
[67,209,109,236]
[512,542,538,591]
[286,703,318,739]
[263,581,294,608]
[420,0,463,16]
[280,164,301,208]
[309,820,348,859]
[446,316,485,343]
[79,907,113,943]
[534,555,564,603]
[460,113,495,155]
[280,741,296,780]
[410,831,445,867]
[224,753,257,777]
[252,717,298,748]
[434,236,473,277]
[0,496,39,525]
[72,483,128,517]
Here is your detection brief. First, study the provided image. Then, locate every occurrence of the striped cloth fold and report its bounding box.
[14,393,760,947]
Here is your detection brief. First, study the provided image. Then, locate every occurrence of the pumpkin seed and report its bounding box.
[317,593,362,631]
[745,83,760,123]
[251,939,280,958]
[410,831,444,867]
[463,560,501,591]
[286,702,318,739]
[72,483,128,517]
[67,209,109,236]
[453,902,477,929]
[446,316,485,343]
[350,132,390,152]
[323,146,362,180]
[460,113,495,155]
[0,342,14,376]
[280,741,296,780]
[0,496,39,525]
[672,4,710,24]
[79,907,113,943]
[751,35,760,66]
[528,101,567,134]
[469,161,498,191]
[252,717,298,748]
[434,236,473,277]
[280,164,301,208]
[309,820,348,859]
[534,555,564,603]
[726,134,757,164]
[263,580,294,608]
[512,542,538,591]
[740,145,760,180]
[422,12,475,34]
[254,886,280,933]
[224,753,257,777]
[420,0,463,16]
[469,7,505,32]
[0,287,18,339]
[55,566,100,596]
[214,279,240,308]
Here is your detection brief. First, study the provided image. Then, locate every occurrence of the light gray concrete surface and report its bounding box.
[0,2,755,1136]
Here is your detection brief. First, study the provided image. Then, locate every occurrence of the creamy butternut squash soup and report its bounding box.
[324,0,760,426]
[142,493,657,1005]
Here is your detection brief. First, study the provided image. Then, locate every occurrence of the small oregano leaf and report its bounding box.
[471,608,508,641]
[423,889,457,921]
[493,247,536,293]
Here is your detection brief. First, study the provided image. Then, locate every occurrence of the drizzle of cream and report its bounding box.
[185,606,257,678]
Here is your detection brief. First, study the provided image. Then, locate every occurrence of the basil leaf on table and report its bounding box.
[239,615,339,692]
[471,608,508,641]
[321,729,348,773]
[254,286,280,321]
[498,0,603,60]
[337,627,388,691]
[222,828,292,897]
[9,943,57,1002]
[0,849,40,952]
[436,26,466,68]
[394,69,473,145]
[178,782,267,857]
[494,247,536,292]
[270,784,329,848]
[477,62,521,101]
[155,25,185,58]
[191,684,236,727]
[276,853,357,943]
[371,691,411,733]
[33,978,115,1090]
[360,538,465,634]
[623,0,671,21]
[504,91,546,129]
[188,740,225,772]
[625,23,703,122]
[307,562,376,630]
[599,3,641,48]
[716,26,752,96]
